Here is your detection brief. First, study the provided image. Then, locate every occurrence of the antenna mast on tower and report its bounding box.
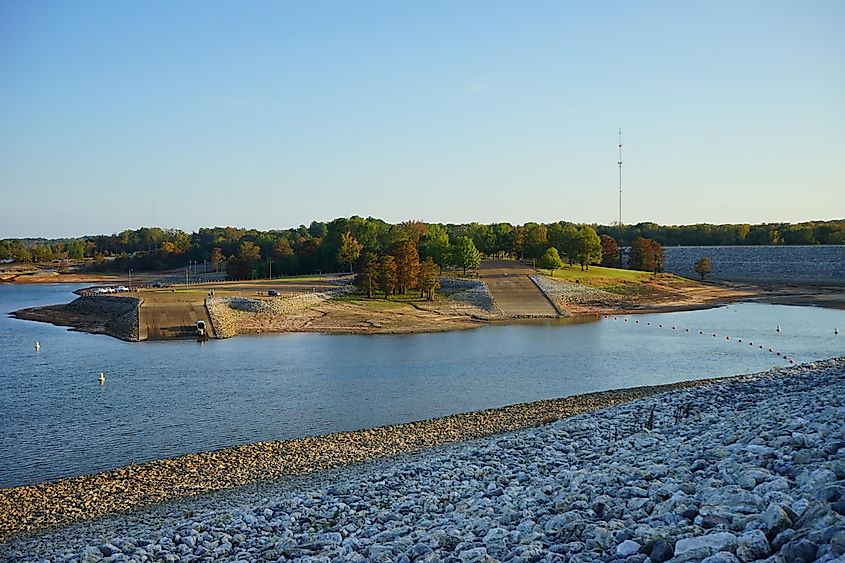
[617,128,623,226]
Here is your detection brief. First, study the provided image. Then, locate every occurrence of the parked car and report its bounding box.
[268,289,279,296]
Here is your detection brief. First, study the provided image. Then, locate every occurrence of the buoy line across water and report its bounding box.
[603,315,812,365]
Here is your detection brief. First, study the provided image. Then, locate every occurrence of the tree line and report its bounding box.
[1,218,841,279]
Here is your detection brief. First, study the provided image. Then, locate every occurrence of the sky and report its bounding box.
[1,1,843,239]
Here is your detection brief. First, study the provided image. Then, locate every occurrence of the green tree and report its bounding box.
[337,232,363,272]
[419,256,440,300]
[694,256,711,280]
[32,244,54,262]
[522,223,548,259]
[11,243,32,263]
[572,226,602,271]
[552,223,580,265]
[66,240,85,260]
[378,255,398,298]
[453,236,481,275]
[358,252,380,298]
[538,247,564,275]
[418,224,451,272]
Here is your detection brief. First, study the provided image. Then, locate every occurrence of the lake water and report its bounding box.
[662,245,845,285]
[1,283,844,488]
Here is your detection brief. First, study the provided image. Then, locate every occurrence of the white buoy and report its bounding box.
[776,325,781,333]
[98,372,105,385]
[34,341,40,351]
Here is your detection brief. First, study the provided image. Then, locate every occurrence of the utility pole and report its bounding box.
[618,128,623,226]
[185,266,189,291]
[128,269,132,291]
[268,259,273,280]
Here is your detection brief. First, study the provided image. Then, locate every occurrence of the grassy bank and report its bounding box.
[544,266,698,298]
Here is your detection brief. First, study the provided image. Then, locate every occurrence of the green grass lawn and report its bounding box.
[338,288,440,305]
[546,265,653,283]
[543,265,697,290]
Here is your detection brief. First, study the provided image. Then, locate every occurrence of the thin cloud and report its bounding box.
[462,82,489,93]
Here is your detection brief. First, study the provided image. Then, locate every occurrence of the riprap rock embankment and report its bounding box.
[3,358,844,562]
[11,294,140,341]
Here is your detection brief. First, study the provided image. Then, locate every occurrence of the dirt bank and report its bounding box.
[1,271,122,284]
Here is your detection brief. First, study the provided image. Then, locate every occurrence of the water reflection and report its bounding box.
[1,284,843,488]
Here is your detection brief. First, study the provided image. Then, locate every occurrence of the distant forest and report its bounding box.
[1,218,842,278]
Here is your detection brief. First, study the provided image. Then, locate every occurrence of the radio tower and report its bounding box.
[617,128,623,226]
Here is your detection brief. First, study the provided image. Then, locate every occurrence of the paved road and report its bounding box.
[139,292,215,340]
[479,260,559,318]
[136,279,339,340]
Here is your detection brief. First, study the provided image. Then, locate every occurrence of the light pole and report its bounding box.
[268,259,273,280]
[128,268,132,290]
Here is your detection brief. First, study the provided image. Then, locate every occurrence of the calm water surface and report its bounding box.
[1,283,843,488]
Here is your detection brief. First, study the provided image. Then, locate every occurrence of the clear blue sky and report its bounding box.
[1,1,843,238]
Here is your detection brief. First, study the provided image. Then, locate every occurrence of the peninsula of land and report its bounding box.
[7,260,774,342]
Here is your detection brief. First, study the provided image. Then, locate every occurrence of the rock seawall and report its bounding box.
[206,289,352,338]
[440,277,503,318]
[12,294,140,341]
[530,274,623,315]
[65,295,140,341]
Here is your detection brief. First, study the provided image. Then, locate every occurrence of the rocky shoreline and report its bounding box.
[4,358,844,562]
[10,294,141,341]
[205,289,352,338]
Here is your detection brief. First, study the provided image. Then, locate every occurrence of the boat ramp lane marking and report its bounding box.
[603,315,798,364]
